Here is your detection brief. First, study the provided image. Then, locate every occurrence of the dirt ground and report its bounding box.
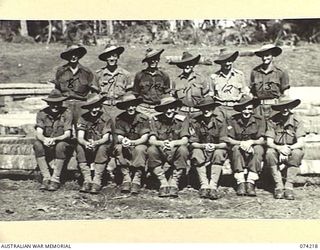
[1,41,320,221]
[2,174,320,221]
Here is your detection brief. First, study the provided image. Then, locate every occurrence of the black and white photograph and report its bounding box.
[1,18,320,223]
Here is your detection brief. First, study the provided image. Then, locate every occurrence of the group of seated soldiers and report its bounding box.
[33,42,305,201]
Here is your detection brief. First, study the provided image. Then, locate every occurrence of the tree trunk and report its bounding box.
[106,20,113,35]
[169,20,176,32]
[46,21,52,44]
[20,20,28,36]
[62,20,67,34]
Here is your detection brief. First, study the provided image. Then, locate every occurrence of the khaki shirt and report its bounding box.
[172,72,209,107]
[35,107,72,138]
[95,66,131,100]
[210,68,248,101]
[77,111,114,141]
[266,113,305,145]
[55,64,95,100]
[190,111,227,144]
[115,112,150,140]
[133,68,170,105]
[250,64,289,100]
[227,113,266,141]
[150,114,189,140]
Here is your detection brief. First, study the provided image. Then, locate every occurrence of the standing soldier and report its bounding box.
[171,51,209,119]
[250,44,290,119]
[209,49,249,123]
[133,48,171,117]
[76,94,114,194]
[114,93,150,195]
[34,89,73,191]
[95,44,131,119]
[55,44,97,124]
[189,96,228,199]
[226,95,266,196]
[148,96,189,198]
[265,98,305,200]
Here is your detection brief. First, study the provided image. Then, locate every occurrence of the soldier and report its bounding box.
[133,48,170,117]
[265,98,305,200]
[209,48,249,123]
[250,44,290,119]
[148,96,189,198]
[95,44,131,119]
[34,89,73,191]
[76,93,114,194]
[55,44,98,124]
[226,95,266,196]
[114,93,150,195]
[189,96,228,199]
[171,52,209,118]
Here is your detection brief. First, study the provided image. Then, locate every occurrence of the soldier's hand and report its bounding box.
[85,141,94,150]
[240,140,253,152]
[44,138,54,147]
[162,140,171,151]
[167,141,176,149]
[279,153,288,163]
[122,137,131,148]
[279,145,291,156]
[43,138,51,147]
[205,143,215,152]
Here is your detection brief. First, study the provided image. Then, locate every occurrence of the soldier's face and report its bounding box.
[261,53,273,65]
[165,107,176,118]
[183,64,194,74]
[280,108,291,117]
[147,58,159,69]
[90,106,102,116]
[203,109,213,117]
[221,60,233,71]
[49,102,62,113]
[69,54,79,64]
[106,53,119,66]
[126,105,137,116]
[241,104,254,119]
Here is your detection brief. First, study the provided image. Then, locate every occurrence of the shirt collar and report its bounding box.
[236,114,256,126]
[102,66,123,76]
[82,111,104,122]
[178,71,197,81]
[143,68,162,77]
[218,68,236,78]
[257,63,275,74]
[44,107,66,120]
[273,113,295,127]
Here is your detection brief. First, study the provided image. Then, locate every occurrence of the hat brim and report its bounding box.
[195,101,221,110]
[172,55,201,69]
[255,47,282,57]
[142,49,164,63]
[42,96,68,103]
[233,99,260,112]
[116,97,143,110]
[81,97,107,109]
[214,51,239,64]
[155,99,182,112]
[60,47,87,61]
[271,99,301,111]
[98,47,125,61]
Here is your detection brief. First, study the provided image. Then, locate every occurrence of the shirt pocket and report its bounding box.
[73,80,89,96]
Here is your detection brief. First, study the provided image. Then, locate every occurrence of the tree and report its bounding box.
[20,20,28,36]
